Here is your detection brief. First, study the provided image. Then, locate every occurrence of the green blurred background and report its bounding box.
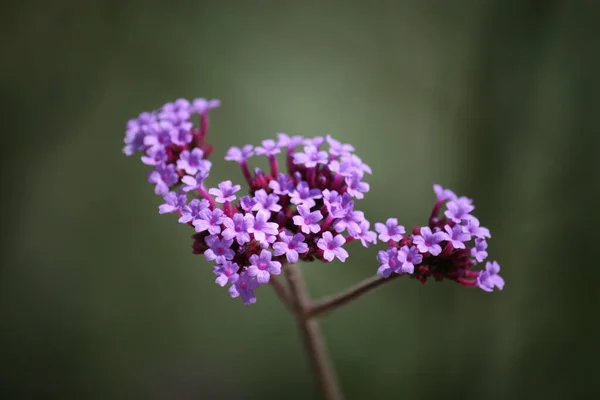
[2,0,599,399]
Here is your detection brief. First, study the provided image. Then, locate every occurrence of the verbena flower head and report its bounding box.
[374,184,504,292]
[124,97,504,306]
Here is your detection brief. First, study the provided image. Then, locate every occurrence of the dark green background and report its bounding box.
[2,0,599,399]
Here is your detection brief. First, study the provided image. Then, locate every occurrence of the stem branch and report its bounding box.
[284,264,343,400]
[309,274,402,318]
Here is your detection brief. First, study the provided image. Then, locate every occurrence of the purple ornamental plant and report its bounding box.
[123,97,505,400]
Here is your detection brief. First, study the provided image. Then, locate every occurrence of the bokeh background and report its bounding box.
[2,0,599,399]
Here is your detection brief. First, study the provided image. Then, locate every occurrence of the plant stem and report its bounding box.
[284,263,344,400]
[269,276,292,311]
[309,273,402,318]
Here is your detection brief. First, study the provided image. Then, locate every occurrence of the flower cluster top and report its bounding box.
[123,97,504,306]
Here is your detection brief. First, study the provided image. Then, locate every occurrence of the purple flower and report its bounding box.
[445,197,475,223]
[159,191,187,214]
[123,112,155,155]
[247,210,279,243]
[228,272,260,305]
[273,231,308,263]
[213,261,240,287]
[317,231,348,262]
[354,220,377,248]
[179,198,210,223]
[143,121,173,150]
[471,238,488,263]
[477,261,505,292]
[377,247,400,278]
[269,174,294,195]
[293,205,323,234]
[148,164,178,195]
[289,181,322,208]
[225,145,254,163]
[254,139,281,157]
[239,195,257,212]
[209,180,241,203]
[304,136,326,147]
[375,218,406,242]
[433,184,457,202]
[397,246,422,274]
[443,224,471,249]
[221,213,252,245]
[327,135,354,156]
[181,170,210,192]
[247,249,282,284]
[159,98,191,122]
[413,226,446,256]
[345,171,370,199]
[277,133,304,149]
[141,146,168,166]
[177,148,208,175]
[330,154,372,176]
[193,208,225,234]
[463,217,491,239]
[333,207,364,236]
[293,145,328,168]
[252,189,282,214]
[169,122,193,146]
[192,98,221,114]
[203,235,235,263]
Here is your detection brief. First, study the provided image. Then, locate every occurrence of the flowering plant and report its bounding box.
[123,97,504,399]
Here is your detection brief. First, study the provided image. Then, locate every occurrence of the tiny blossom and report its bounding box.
[317,231,348,262]
[193,208,225,234]
[203,236,235,263]
[323,190,347,219]
[289,181,323,208]
[228,272,260,305]
[159,98,191,122]
[472,238,488,263]
[169,122,193,145]
[333,207,364,235]
[239,195,257,212]
[445,197,475,223]
[143,121,173,150]
[148,164,178,195]
[327,135,354,156]
[181,170,210,192]
[304,136,326,147]
[375,218,406,242]
[225,145,254,163]
[221,213,252,245]
[269,173,294,195]
[159,191,187,214]
[273,231,308,263]
[477,261,505,292]
[377,247,400,278]
[345,171,370,199]
[192,98,221,114]
[209,180,241,203]
[293,205,323,234]
[463,217,491,239]
[413,226,446,256]
[293,145,328,168]
[398,246,422,274]
[443,224,471,249]
[254,139,281,156]
[247,210,279,243]
[277,133,304,148]
[179,198,210,223]
[355,220,377,248]
[252,189,282,214]
[433,184,457,202]
[141,146,168,166]
[247,249,282,284]
[213,261,240,287]
[177,148,207,175]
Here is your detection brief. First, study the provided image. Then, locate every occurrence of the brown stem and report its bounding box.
[284,264,344,400]
[309,273,402,318]
[269,276,292,311]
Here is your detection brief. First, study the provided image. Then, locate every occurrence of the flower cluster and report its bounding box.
[123,98,377,305]
[375,184,504,292]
